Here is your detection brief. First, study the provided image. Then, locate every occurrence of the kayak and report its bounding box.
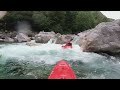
[48,60,76,79]
[62,45,72,49]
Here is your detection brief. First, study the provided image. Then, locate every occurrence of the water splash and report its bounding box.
[15,21,32,35]
[72,35,80,45]
[47,38,57,44]
[0,43,105,64]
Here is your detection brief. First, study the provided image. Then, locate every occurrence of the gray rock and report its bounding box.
[78,20,120,54]
[35,36,42,43]
[4,37,14,43]
[15,33,31,43]
[35,31,55,43]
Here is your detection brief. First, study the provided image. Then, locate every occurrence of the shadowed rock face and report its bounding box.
[78,20,120,54]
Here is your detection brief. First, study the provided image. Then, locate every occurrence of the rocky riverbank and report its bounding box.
[0,30,76,44]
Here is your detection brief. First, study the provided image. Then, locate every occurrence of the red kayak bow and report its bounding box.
[48,60,76,79]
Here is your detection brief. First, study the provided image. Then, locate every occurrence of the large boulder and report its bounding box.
[4,37,14,43]
[35,31,56,43]
[15,33,31,43]
[78,20,120,54]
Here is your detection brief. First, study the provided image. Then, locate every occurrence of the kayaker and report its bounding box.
[66,38,73,46]
[62,38,73,48]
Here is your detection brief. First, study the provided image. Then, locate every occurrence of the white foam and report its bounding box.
[0,43,107,64]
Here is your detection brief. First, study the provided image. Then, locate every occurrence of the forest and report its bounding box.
[0,11,111,34]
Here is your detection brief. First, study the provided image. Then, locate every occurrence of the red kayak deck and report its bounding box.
[48,60,76,79]
[62,45,72,49]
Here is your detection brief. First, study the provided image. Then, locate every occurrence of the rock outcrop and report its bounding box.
[35,31,56,43]
[78,20,120,54]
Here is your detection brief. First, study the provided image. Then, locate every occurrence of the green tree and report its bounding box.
[32,11,51,32]
[76,11,97,32]
[0,11,110,34]
[92,11,110,25]
[48,11,66,33]
[2,11,33,31]
[63,11,78,34]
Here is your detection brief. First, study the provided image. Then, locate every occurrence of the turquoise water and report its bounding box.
[0,42,120,79]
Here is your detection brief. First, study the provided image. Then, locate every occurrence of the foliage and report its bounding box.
[0,11,110,34]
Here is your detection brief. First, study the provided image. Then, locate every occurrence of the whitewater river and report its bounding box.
[0,41,120,79]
